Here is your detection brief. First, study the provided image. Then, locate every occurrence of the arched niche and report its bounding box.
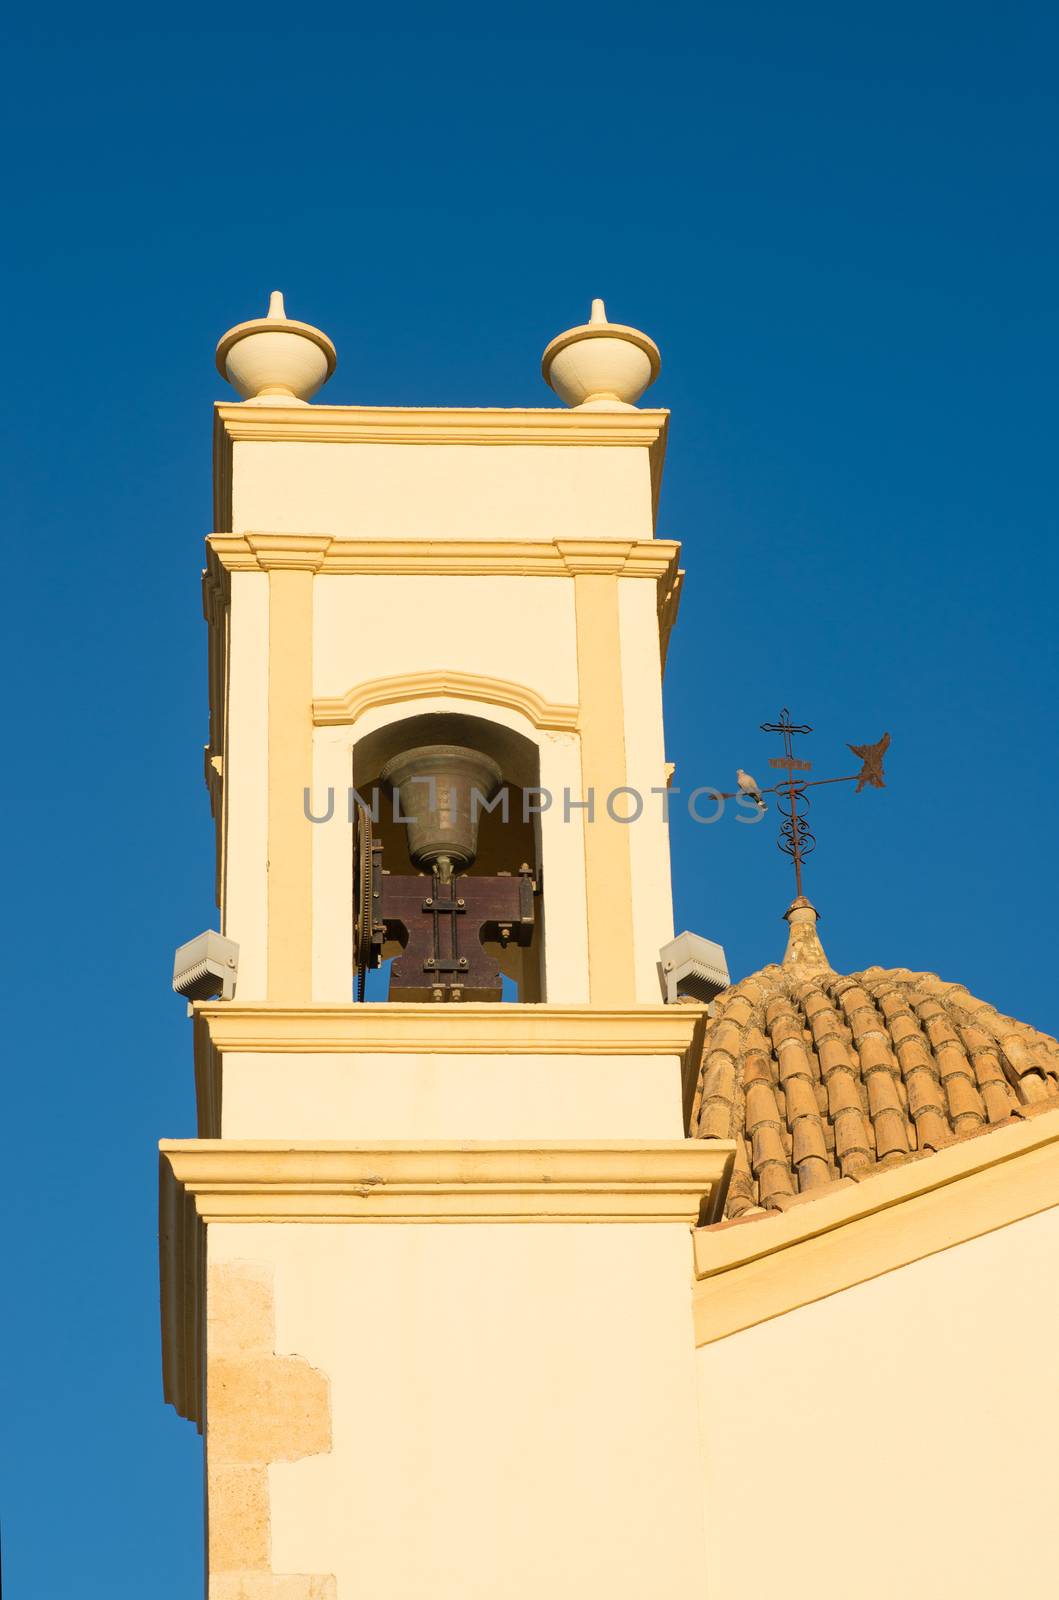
[352,711,546,1003]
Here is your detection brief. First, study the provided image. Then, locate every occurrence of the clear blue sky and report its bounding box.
[3,2,1057,1593]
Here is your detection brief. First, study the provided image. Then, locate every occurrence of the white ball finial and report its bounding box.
[541,299,661,410]
[216,291,337,404]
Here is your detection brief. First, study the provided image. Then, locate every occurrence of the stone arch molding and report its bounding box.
[312,670,580,734]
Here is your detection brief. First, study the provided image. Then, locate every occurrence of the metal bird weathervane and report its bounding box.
[728,710,890,899]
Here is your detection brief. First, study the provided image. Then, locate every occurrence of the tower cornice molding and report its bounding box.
[162,1137,735,1225]
[214,400,669,448]
[206,532,682,581]
[191,1004,710,1140]
[204,533,684,668]
[193,1000,707,1061]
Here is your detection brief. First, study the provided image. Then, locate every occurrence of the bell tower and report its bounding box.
[161,292,733,1598]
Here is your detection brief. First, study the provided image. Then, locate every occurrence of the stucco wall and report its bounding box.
[695,1206,1059,1599]
[210,1220,710,1598]
[312,574,579,706]
[217,1050,686,1140]
[228,439,656,539]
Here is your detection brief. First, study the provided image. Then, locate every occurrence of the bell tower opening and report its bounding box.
[351,712,544,1003]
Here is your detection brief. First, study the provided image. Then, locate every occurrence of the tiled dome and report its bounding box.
[691,898,1059,1218]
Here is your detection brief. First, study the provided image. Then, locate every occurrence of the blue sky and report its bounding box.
[2,2,1057,1593]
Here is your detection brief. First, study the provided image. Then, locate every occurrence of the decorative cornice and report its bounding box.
[312,670,580,732]
[162,1139,735,1225]
[692,1108,1059,1346]
[194,1001,706,1061]
[211,533,333,572]
[214,402,669,449]
[206,533,682,583]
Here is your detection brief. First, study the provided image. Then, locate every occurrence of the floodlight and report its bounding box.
[658,931,729,1005]
[172,930,239,1002]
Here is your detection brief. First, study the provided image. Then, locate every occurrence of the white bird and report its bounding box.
[736,769,766,809]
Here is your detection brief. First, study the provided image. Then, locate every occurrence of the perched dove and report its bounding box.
[736,769,766,809]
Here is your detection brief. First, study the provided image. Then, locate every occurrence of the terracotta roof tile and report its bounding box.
[691,898,1059,1218]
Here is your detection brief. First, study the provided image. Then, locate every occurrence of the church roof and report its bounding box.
[691,898,1059,1220]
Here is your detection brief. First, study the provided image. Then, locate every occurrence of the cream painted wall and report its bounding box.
[210,1220,709,1599]
[696,1206,1059,1600]
[230,440,656,539]
[312,573,579,705]
[618,576,674,1001]
[217,1050,686,1139]
[222,571,269,999]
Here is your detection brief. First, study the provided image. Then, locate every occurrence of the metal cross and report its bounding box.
[761,708,816,899]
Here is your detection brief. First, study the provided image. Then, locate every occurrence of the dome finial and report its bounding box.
[782,897,832,972]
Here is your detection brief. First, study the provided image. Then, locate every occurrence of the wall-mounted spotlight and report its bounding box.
[658,931,729,1005]
[172,931,239,1003]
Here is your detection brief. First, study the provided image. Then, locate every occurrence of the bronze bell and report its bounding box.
[380,744,502,874]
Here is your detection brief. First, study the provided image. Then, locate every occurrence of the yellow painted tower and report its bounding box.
[160,291,733,1598]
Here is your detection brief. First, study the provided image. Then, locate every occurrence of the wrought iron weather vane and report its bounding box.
[732,709,891,899]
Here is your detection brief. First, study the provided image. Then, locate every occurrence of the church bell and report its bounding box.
[380,743,502,875]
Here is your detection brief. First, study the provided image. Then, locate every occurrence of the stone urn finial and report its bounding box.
[215,290,337,404]
[541,298,661,410]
